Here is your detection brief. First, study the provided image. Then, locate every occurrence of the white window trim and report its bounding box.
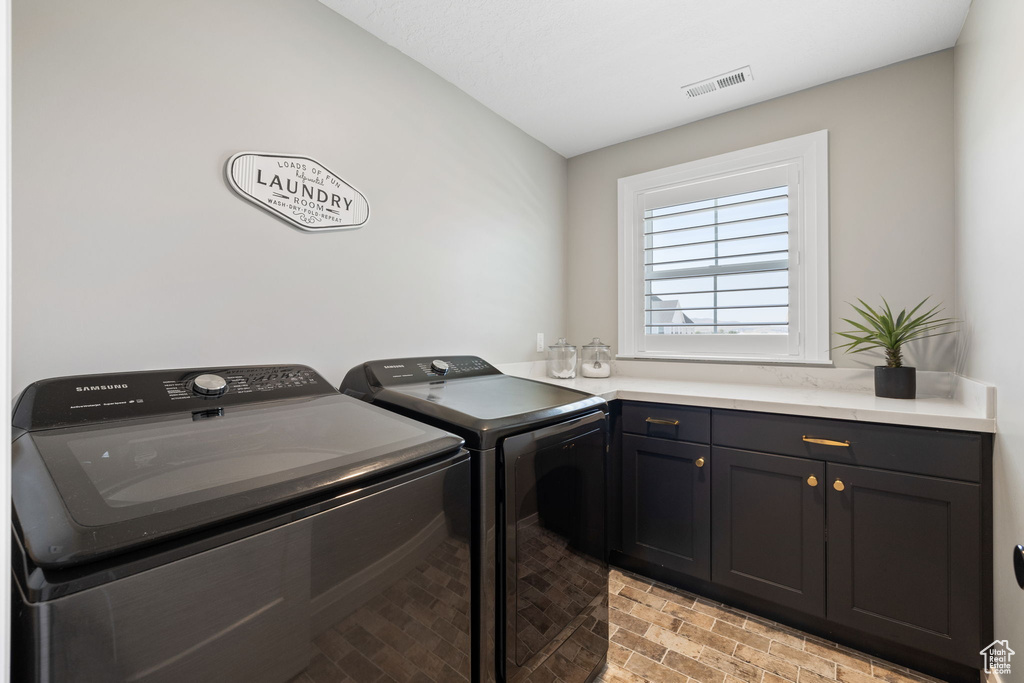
[617,130,830,364]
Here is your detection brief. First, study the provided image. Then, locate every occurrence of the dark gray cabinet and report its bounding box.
[826,463,982,666]
[711,447,825,616]
[620,402,710,443]
[621,434,710,579]
[612,401,992,681]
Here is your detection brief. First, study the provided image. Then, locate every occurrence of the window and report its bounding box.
[618,131,829,363]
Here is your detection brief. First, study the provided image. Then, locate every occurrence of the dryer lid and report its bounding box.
[375,374,606,449]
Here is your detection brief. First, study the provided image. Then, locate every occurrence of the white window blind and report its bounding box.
[644,185,790,336]
[618,130,830,363]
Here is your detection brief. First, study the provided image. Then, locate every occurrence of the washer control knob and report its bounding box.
[193,374,228,397]
[430,360,450,376]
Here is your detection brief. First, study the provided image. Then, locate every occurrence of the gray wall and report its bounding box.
[12,0,567,392]
[954,0,1024,673]
[566,51,956,370]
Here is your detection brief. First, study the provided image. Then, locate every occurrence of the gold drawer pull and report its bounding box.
[833,479,846,492]
[646,417,680,426]
[802,435,850,447]
[807,475,818,487]
[695,457,705,468]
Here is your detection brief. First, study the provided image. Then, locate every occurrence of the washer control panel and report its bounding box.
[363,356,498,386]
[192,374,228,397]
[14,364,334,431]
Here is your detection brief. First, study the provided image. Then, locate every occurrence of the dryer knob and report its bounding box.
[430,360,450,376]
[193,374,228,397]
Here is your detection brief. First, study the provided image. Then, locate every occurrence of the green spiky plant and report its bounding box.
[834,298,956,368]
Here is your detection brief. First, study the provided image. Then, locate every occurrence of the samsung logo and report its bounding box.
[76,384,129,392]
[383,365,405,369]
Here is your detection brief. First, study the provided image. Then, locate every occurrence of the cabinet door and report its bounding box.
[712,447,826,616]
[826,464,982,666]
[621,435,710,580]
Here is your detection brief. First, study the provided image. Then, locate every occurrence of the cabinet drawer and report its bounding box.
[622,402,710,443]
[713,410,985,482]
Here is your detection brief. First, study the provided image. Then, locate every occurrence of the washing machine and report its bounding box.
[341,356,609,683]
[11,364,472,683]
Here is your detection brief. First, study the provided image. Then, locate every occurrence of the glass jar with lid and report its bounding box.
[546,337,578,379]
[580,338,612,378]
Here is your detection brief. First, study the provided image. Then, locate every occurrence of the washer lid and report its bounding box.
[375,374,606,449]
[13,393,463,568]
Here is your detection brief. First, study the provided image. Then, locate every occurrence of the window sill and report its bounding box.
[617,355,835,367]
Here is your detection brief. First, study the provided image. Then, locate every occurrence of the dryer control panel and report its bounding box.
[13,365,333,431]
[361,355,499,387]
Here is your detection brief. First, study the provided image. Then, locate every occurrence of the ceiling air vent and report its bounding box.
[683,66,753,99]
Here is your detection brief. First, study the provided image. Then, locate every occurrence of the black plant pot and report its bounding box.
[874,366,916,399]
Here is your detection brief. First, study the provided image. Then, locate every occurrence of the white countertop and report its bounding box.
[497,361,996,433]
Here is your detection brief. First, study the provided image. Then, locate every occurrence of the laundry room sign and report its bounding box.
[226,152,369,232]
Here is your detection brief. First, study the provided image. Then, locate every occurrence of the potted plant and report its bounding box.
[835,298,956,399]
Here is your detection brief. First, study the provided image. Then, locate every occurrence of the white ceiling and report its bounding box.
[319,0,971,158]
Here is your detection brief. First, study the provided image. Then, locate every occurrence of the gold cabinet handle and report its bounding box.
[646,417,680,426]
[695,457,705,468]
[807,475,818,487]
[803,435,850,447]
[833,479,846,492]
